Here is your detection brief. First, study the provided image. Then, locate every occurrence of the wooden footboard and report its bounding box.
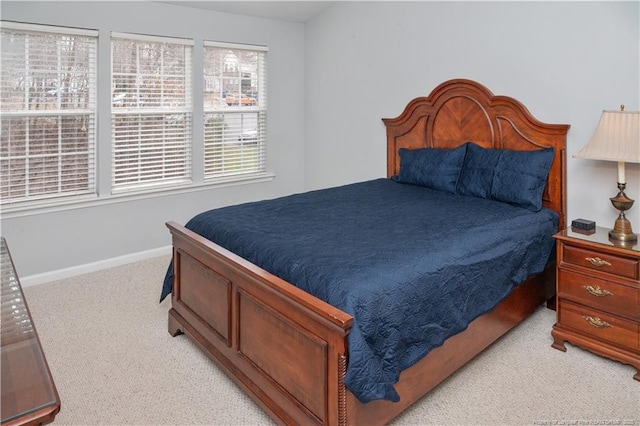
[167,221,555,426]
[167,222,353,425]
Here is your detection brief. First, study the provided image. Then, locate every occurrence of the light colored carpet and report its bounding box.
[23,255,639,426]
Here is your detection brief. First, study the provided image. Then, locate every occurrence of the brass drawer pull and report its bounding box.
[582,316,612,328]
[582,285,613,297]
[585,257,612,267]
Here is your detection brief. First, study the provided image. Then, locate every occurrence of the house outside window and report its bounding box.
[111,32,193,194]
[203,41,267,180]
[0,22,97,209]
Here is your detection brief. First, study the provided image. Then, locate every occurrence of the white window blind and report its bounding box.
[203,41,267,180]
[0,22,97,207]
[111,32,193,193]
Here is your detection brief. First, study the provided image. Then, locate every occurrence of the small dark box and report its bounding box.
[571,218,596,230]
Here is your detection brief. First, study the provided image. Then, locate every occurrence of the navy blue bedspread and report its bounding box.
[161,178,558,403]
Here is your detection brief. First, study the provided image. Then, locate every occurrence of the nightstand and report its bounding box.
[551,226,639,380]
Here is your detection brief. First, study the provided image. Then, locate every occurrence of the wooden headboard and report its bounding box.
[383,78,570,229]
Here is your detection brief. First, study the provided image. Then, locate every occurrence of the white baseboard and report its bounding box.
[20,246,173,288]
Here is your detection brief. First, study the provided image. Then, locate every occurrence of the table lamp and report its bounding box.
[574,107,640,242]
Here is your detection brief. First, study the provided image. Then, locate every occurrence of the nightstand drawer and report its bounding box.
[559,301,639,351]
[558,269,639,320]
[562,245,639,280]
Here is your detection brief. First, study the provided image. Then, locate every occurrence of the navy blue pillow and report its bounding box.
[456,143,501,199]
[392,144,467,193]
[457,143,554,211]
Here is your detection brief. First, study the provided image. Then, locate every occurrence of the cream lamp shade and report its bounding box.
[574,110,640,184]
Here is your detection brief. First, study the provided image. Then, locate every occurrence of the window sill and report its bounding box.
[1,172,275,219]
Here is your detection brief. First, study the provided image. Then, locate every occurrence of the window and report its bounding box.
[203,41,267,180]
[111,33,193,193]
[0,22,97,208]
[2,25,269,214]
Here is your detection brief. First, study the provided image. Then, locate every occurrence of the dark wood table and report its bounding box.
[1,237,60,425]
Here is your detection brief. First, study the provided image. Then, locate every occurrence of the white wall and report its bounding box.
[3,1,639,284]
[304,1,640,232]
[0,1,306,281]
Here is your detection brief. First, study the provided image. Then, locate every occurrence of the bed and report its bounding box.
[161,79,569,425]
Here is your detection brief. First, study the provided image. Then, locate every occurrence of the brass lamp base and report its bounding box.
[609,183,637,242]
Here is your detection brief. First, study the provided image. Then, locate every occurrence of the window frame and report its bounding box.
[110,31,195,195]
[202,40,268,182]
[0,21,98,211]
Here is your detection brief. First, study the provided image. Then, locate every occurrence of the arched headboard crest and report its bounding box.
[383,79,570,229]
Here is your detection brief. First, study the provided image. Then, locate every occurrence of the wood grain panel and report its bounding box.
[237,289,328,422]
[559,301,638,351]
[177,252,231,345]
[558,269,639,320]
[562,245,639,280]
[432,96,493,147]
